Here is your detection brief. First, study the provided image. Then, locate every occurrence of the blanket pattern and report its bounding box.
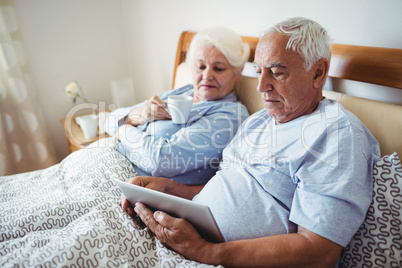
[0,138,219,267]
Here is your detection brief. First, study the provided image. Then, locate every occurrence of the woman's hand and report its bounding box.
[114,95,171,141]
[125,95,171,126]
[134,202,213,262]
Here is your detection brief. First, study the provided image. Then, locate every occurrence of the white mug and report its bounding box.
[76,114,98,139]
[166,95,193,124]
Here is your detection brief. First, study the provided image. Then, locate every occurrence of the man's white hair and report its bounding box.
[261,17,331,70]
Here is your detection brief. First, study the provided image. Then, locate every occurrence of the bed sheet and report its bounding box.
[0,137,219,267]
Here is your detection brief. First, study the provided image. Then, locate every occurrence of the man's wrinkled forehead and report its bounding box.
[254,33,297,68]
[255,37,282,66]
[255,43,271,63]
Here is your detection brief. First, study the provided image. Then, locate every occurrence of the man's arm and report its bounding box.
[204,226,342,268]
[135,203,342,268]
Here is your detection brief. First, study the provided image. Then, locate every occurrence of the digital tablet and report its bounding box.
[115,179,224,243]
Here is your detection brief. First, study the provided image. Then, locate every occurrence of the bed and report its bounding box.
[1,31,402,267]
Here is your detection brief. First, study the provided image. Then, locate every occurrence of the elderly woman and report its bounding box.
[0,27,250,267]
[106,27,250,185]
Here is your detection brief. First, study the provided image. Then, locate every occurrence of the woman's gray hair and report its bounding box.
[261,17,331,71]
[186,27,250,73]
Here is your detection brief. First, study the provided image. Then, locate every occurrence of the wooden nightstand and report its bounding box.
[61,114,110,153]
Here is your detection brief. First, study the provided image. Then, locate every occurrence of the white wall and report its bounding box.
[13,0,402,161]
[124,0,402,103]
[14,0,130,160]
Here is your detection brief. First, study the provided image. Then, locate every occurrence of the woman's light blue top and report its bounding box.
[105,84,249,185]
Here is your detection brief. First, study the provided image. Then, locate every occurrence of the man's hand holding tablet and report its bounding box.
[115,177,224,243]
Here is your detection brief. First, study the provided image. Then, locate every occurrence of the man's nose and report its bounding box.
[257,74,273,92]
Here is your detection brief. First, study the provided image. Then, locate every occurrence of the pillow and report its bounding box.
[173,62,192,89]
[340,152,402,267]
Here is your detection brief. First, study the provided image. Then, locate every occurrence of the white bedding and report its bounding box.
[0,138,219,267]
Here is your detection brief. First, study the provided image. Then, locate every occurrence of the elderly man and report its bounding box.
[123,17,379,267]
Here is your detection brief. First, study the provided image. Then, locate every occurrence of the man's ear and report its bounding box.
[312,59,329,89]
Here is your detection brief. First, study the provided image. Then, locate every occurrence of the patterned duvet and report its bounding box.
[0,138,218,267]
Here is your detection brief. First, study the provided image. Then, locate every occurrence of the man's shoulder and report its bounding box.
[313,98,360,127]
[321,98,369,130]
[314,99,379,153]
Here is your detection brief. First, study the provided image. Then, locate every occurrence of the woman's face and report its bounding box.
[191,45,241,102]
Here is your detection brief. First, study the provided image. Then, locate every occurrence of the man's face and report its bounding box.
[253,33,322,124]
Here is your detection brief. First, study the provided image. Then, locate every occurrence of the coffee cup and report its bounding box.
[166,95,193,124]
[76,114,98,139]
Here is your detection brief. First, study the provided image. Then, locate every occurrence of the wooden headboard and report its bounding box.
[172,31,402,157]
[173,31,402,90]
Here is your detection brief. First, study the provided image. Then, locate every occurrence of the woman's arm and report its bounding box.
[118,105,247,178]
[105,95,170,136]
[124,96,171,127]
[104,106,135,136]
